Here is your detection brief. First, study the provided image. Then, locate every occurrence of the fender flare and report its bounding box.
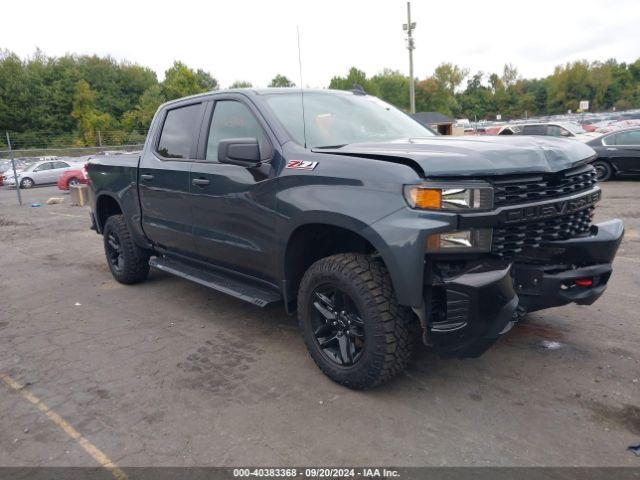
[279,211,406,304]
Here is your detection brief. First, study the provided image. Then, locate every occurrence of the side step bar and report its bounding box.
[149,257,281,308]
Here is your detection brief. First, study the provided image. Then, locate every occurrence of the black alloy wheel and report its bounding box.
[106,230,124,274]
[310,285,365,366]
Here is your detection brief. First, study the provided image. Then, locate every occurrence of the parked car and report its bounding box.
[87,88,622,389]
[586,127,640,181]
[4,159,84,189]
[498,122,599,141]
[57,168,88,190]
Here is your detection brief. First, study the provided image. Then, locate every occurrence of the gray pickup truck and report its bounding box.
[87,88,623,389]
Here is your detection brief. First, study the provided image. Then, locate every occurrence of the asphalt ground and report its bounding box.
[0,182,639,468]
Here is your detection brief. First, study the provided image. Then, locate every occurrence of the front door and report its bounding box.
[139,102,204,256]
[189,98,278,281]
[32,161,57,183]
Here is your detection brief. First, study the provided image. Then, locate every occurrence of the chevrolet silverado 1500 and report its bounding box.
[87,88,623,388]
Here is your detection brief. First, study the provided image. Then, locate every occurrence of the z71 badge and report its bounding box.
[285,160,318,170]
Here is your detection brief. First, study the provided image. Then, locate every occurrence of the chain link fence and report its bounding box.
[0,130,145,161]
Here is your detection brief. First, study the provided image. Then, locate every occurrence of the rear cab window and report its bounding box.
[156,103,203,159]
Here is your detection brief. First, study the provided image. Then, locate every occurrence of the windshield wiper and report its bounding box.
[313,144,348,149]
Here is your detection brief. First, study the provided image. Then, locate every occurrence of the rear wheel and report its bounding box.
[20,177,34,189]
[297,253,414,389]
[103,215,150,284]
[593,161,613,181]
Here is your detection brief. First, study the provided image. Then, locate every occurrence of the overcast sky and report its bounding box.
[2,0,639,88]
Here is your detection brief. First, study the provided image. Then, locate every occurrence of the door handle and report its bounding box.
[192,178,210,187]
[606,147,617,151]
[140,173,154,181]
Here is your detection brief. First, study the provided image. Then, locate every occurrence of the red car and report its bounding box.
[57,168,88,190]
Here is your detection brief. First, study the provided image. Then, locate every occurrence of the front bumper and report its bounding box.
[429,219,624,358]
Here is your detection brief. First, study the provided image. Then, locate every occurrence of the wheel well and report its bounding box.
[284,224,376,309]
[96,195,122,231]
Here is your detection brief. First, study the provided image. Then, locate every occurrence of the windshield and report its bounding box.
[263,92,434,148]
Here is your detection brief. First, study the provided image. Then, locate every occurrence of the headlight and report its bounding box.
[404,183,493,211]
[426,229,493,253]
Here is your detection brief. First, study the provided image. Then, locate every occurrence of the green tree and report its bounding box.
[122,84,165,134]
[162,61,212,100]
[269,74,295,87]
[195,69,219,91]
[230,80,253,88]
[371,69,410,110]
[71,79,114,146]
[328,67,379,96]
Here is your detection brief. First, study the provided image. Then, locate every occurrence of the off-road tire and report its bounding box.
[593,160,613,182]
[297,253,414,389]
[20,177,34,189]
[103,214,150,284]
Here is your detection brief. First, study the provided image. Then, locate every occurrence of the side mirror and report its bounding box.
[218,138,261,166]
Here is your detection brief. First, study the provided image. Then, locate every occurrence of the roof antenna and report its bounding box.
[297,26,308,148]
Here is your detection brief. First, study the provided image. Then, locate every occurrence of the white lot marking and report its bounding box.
[48,211,84,219]
[1,375,127,480]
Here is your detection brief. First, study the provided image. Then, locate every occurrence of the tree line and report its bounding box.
[329,60,640,120]
[1,49,639,149]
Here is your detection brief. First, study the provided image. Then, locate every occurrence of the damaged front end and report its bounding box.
[420,167,624,358]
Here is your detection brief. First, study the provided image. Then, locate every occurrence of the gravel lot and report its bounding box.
[0,182,639,467]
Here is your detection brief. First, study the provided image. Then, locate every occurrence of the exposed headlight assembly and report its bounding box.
[404,182,493,211]
[426,229,493,253]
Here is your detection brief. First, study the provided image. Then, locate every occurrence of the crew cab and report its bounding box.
[87,88,623,389]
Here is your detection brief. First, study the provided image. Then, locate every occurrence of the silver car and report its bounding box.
[4,159,84,189]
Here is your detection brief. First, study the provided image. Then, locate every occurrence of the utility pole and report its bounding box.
[403,2,417,114]
[5,132,22,206]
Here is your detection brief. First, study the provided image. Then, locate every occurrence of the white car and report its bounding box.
[498,122,601,142]
[4,159,85,189]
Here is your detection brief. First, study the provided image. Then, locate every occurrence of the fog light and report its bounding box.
[426,229,492,253]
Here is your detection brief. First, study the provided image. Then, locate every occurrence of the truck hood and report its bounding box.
[312,136,596,177]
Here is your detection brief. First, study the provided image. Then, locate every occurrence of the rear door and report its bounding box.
[606,130,640,174]
[139,102,204,255]
[51,161,72,183]
[189,96,278,281]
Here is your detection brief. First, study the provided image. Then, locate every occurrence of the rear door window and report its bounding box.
[546,125,570,137]
[35,162,53,171]
[614,130,640,146]
[157,104,203,159]
[522,125,546,135]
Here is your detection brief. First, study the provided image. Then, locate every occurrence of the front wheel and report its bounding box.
[103,215,150,284]
[20,178,34,189]
[297,253,414,389]
[593,161,613,181]
[67,177,80,188]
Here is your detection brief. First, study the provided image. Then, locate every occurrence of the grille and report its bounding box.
[492,164,597,207]
[492,206,594,259]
